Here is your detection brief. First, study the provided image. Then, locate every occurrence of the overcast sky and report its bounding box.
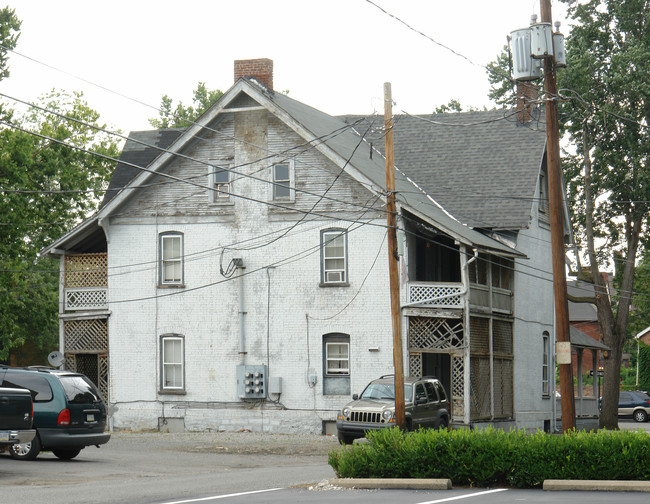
[3,0,569,133]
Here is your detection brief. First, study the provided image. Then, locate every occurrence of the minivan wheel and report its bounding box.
[633,409,648,423]
[10,435,41,461]
[52,448,82,460]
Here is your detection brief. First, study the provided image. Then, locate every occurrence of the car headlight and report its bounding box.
[342,407,351,418]
[382,410,393,422]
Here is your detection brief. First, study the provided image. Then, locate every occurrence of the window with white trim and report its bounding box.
[272,162,294,201]
[159,232,183,286]
[161,334,184,391]
[321,229,347,284]
[209,165,232,203]
[323,333,351,395]
[542,331,550,396]
[326,342,350,375]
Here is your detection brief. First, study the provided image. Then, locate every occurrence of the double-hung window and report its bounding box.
[209,165,232,203]
[326,342,350,375]
[272,162,294,201]
[160,232,183,286]
[321,229,347,284]
[161,334,184,392]
[323,333,351,395]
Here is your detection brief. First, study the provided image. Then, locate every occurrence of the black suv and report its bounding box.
[336,375,450,444]
[0,366,110,460]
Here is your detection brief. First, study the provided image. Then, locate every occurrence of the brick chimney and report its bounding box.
[516,81,538,124]
[234,58,273,91]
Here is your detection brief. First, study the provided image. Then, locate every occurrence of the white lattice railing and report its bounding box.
[65,287,108,311]
[406,282,464,309]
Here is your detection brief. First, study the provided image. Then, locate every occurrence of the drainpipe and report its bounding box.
[235,259,246,365]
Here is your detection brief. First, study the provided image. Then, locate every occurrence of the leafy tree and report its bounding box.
[0,7,20,118]
[0,91,120,363]
[557,0,650,429]
[487,0,650,428]
[149,82,223,128]
[434,99,463,114]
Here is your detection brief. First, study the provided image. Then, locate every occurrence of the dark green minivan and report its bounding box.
[0,366,110,460]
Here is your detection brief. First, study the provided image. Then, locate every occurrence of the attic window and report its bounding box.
[209,164,233,204]
[272,161,294,201]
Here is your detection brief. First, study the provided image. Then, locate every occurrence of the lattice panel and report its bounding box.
[65,253,108,288]
[409,317,464,350]
[64,355,75,371]
[409,353,422,378]
[408,284,463,308]
[493,320,513,355]
[64,319,108,352]
[451,355,465,419]
[98,354,109,402]
[65,288,108,310]
[494,358,513,418]
[63,353,109,403]
[470,317,489,353]
[470,356,491,419]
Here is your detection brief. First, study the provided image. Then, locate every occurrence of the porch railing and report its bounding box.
[64,253,108,311]
[65,287,108,311]
[406,282,464,309]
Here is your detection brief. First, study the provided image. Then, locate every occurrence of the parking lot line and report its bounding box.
[417,488,509,504]
[158,488,282,504]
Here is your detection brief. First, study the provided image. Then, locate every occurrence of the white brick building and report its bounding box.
[44,59,604,434]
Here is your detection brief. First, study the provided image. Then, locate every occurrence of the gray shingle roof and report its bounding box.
[340,110,547,230]
[268,91,522,256]
[100,128,184,209]
[91,81,535,258]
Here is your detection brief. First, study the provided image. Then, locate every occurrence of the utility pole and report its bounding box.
[384,82,406,430]
[541,0,576,432]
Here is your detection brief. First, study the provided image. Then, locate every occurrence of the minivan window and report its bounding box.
[3,373,53,402]
[60,375,101,404]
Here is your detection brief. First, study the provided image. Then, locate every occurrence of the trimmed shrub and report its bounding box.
[328,427,650,488]
[639,341,650,391]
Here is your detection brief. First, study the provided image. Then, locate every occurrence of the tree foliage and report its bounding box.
[487,0,650,428]
[148,82,223,128]
[557,0,650,429]
[0,90,120,362]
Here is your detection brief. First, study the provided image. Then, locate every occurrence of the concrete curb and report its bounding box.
[543,479,650,492]
[329,478,452,490]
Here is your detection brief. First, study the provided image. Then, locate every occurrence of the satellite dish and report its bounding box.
[48,351,64,368]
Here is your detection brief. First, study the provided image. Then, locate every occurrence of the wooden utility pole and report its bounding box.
[384,82,406,430]
[541,0,575,432]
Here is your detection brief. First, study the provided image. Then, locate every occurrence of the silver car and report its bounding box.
[336,375,450,444]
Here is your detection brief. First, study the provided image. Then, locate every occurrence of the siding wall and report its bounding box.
[105,105,393,433]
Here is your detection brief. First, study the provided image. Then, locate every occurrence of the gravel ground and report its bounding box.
[110,429,343,456]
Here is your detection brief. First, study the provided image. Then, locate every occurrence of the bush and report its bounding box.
[328,427,650,488]
[639,341,650,391]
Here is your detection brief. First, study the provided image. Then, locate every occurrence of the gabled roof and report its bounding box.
[340,110,548,231]
[43,78,525,258]
[99,129,183,209]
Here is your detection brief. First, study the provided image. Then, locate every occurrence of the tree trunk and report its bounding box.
[583,122,644,429]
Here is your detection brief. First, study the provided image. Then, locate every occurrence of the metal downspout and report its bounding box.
[236,259,246,365]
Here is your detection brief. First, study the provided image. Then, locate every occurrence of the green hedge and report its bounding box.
[328,427,650,488]
[639,341,650,391]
